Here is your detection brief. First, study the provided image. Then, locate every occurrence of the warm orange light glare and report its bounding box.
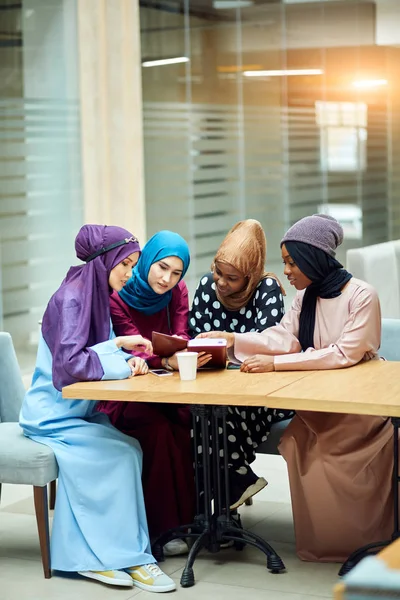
[352,79,388,89]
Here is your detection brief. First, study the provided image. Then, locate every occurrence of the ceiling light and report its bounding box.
[213,0,253,8]
[352,79,388,89]
[243,69,323,77]
[142,57,189,68]
[218,64,262,73]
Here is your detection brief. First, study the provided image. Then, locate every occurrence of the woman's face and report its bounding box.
[148,256,184,294]
[281,244,312,291]
[213,260,247,298]
[109,252,140,292]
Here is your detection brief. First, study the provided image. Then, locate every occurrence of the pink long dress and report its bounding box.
[232,277,394,562]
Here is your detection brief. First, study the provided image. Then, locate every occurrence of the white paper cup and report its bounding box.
[176,351,198,381]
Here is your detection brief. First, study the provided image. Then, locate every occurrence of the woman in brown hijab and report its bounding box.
[189,219,293,509]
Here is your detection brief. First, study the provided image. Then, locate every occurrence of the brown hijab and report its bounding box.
[212,219,285,311]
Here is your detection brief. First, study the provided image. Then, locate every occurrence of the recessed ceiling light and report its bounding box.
[244,69,323,77]
[142,57,190,67]
[213,1,254,9]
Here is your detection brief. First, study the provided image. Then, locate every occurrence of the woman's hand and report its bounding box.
[115,335,153,355]
[196,331,235,349]
[163,351,212,371]
[127,357,149,377]
[197,351,212,369]
[240,355,275,373]
[163,353,179,371]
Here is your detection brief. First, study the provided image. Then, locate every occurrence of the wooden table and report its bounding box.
[62,360,400,584]
[63,360,400,417]
[268,360,400,417]
[260,360,400,577]
[64,368,313,585]
[63,368,312,405]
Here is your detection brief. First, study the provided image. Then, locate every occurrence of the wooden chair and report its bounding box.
[0,332,58,578]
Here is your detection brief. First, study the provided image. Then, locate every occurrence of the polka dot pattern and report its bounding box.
[188,271,290,481]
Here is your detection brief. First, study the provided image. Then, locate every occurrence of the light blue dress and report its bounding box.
[20,331,155,572]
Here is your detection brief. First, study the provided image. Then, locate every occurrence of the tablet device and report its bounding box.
[152,331,227,369]
[187,338,227,370]
[152,332,187,358]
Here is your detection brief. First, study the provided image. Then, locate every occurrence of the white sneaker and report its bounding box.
[78,570,133,587]
[164,538,189,556]
[126,563,177,593]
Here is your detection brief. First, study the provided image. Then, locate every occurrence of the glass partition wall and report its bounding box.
[0,0,83,369]
[139,0,400,295]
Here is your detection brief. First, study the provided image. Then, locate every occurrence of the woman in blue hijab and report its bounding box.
[98,231,209,556]
[119,229,191,315]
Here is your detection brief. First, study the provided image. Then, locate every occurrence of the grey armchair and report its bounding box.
[0,332,58,578]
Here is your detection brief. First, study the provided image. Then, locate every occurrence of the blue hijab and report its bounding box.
[119,230,190,315]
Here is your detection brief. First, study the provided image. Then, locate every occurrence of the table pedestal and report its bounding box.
[152,404,286,587]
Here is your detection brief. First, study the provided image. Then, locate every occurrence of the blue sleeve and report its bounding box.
[90,339,131,380]
[108,324,134,361]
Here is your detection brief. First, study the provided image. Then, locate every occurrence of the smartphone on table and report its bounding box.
[227,362,241,370]
[150,369,173,377]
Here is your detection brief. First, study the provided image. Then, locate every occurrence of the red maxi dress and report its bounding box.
[97,281,195,539]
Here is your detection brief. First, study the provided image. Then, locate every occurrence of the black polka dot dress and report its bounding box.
[189,272,294,475]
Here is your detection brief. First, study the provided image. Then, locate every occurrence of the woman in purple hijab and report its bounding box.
[19,225,176,593]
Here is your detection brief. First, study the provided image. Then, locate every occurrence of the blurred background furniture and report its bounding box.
[347,240,400,319]
[334,538,400,600]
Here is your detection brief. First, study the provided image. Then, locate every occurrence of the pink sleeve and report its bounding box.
[233,294,302,361]
[274,286,381,371]
[170,281,190,340]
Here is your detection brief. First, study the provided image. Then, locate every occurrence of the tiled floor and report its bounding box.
[0,455,340,600]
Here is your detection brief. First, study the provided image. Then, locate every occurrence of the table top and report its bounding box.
[62,359,400,417]
[62,368,311,406]
[268,360,400,417]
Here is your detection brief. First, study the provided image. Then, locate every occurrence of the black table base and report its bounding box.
[152,404,286,587]
[339,416,400,576]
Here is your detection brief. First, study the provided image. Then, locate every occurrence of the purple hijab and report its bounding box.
[41,225,141,391]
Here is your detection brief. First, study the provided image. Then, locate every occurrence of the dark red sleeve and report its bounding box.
[110,292,141,338]
[170,281,190,340]
[109,292,162,368]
